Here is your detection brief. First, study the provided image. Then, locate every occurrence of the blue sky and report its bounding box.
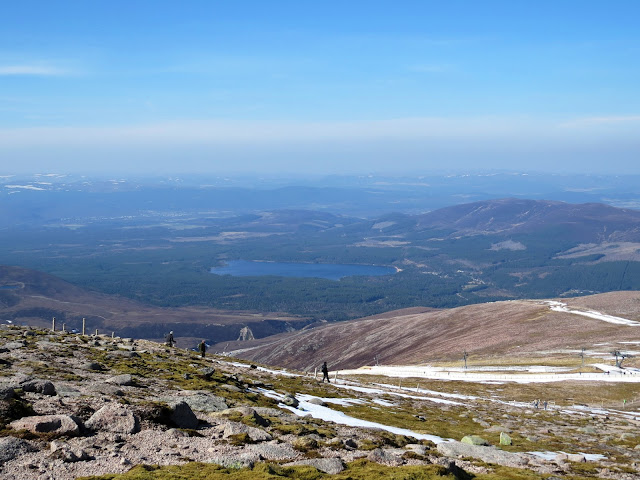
[1,1,639,175]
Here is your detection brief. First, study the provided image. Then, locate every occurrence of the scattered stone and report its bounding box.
[220,384,241,393]
[500,432,512,446]
[438,442,528,468]
[247,442,298,461]
[55,385,82,398]
[198,367,216,379]
[107,350,140,359]
[405,444,428,455]
[461,435,490,446]
[23,330,36,337]
[21,379,56,396]
[307,397,327,406]
[9,415,82,436]
[49,440,93,463]
[167,400,199,429]
[282,393,299,408]
[166,428,190,438]
[0,436,37,465]
[209,452,260,469]
[222,421,272,442]
[343,438,358,449]
[473,417,490,427]
[165,391,228,413]
[285,458,345,474]
[86,384,124,396]
[81,362,105,371]
[555,453,568,463]
[36,341,61,350]
[4,341,26,350]
[367,448,404,466]
[292,436,318,451]
[86,404,140,434]
[581,426,597,434]
[105,374,136,386]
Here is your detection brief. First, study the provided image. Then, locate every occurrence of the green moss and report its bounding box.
[77,460,460,480]
[227,432,253,446]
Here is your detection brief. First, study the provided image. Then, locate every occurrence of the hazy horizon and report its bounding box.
[2,1,639,175]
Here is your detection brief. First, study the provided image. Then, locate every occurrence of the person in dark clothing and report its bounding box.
[166,331,175,347]
[321,362,330,383]
[199,340,207,358]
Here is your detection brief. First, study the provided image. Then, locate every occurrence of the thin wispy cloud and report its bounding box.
[0,65,71,76]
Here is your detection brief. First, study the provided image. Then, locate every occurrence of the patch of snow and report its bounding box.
[259,389,452,444]
[372,399,395,407]
[528,451,606,461]
[545,301,640,326]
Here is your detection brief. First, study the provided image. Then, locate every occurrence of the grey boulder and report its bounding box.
[86,404,140,434]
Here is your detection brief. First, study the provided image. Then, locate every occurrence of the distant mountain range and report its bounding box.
[1,196,640,325]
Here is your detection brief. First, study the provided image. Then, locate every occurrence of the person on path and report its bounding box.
[321,361,330,383]
[166,331,175,347]
[199,340,207,358]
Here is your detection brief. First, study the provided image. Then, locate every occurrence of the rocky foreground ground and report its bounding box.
[1,325,640,480]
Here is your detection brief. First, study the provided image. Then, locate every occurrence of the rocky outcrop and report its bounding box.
[9,415,82,436]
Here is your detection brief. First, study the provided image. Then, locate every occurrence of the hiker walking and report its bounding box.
[321,361,330,383]
[166,331,175,347]
[199,339,207,358]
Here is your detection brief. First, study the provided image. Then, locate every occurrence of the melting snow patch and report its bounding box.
[258,389,451,444]
[546,301,640,326]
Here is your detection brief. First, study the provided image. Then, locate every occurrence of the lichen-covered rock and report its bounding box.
[0,437,37,465]
[282,393,299,408]
[247,442,299,461]
[208,452,260,469]
[222,421,272,442]
[461,435,490,446]
[9,414,82,436]
[285,457,346,474]
[164,391,228,413]
[21,379,56,396]
[86,404,140,434]
[105,374,136,386]
[405,444,428,455]
[367,448,404,466]
[499,432,512,446]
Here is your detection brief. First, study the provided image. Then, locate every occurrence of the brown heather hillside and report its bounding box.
[229,291,640,371]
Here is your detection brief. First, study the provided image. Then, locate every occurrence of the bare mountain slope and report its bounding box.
[230,291,640,371]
